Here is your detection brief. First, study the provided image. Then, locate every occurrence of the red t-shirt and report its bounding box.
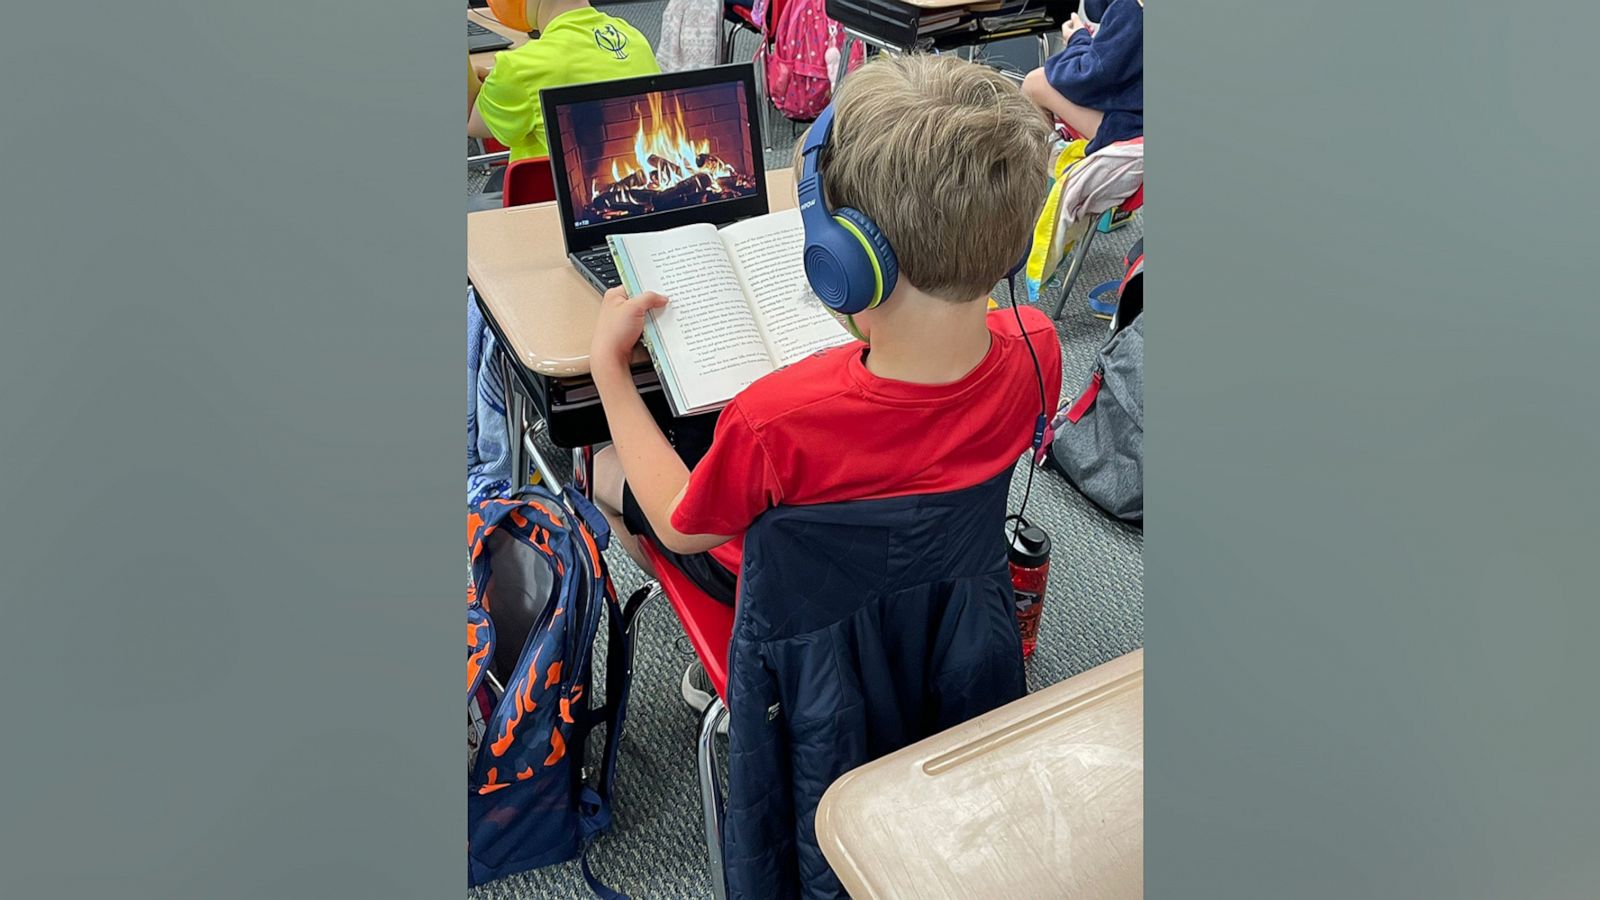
[671,307,1063,574]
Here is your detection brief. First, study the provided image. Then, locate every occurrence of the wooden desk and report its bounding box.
[816,649,1144,900]
[469,8,530,70]
[826,0,1068,82]
[467,167,798,379]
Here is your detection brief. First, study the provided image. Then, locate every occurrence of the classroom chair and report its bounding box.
[1049,181,1142,319]
[637,538,737,900]
[720,1,763,66]
[502,156,557,207]
[1046,130,1144,320]
[638,470,1026,900]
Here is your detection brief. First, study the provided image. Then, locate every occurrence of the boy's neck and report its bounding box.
[536,0,589,29]
[860,285,993,385]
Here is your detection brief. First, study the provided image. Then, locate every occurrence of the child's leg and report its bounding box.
[1022,68,1105,144]
[592,445,657,578]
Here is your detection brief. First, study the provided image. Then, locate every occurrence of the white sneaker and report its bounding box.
[681,662,728,735]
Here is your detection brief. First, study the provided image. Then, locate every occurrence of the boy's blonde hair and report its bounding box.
[796,55,1053,302]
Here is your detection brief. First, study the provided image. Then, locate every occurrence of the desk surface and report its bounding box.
[468,168,798,379]
[469,9,530,68]
[815,649,1144,900]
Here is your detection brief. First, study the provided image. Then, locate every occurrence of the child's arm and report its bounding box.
[468,62,493,138]
[1042,0,1140,107]
[591,288,734,555]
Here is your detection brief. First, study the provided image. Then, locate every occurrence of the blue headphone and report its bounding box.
[798,103,899,316]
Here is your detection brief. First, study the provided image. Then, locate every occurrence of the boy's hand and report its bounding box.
[591,288,668,374]
[1063,13,1088,39]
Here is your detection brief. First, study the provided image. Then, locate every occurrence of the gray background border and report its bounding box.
[4,0,1598,897]
[2,0,462,896]
[1149,1,1600,897]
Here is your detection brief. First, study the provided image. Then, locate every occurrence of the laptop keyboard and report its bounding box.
[467,20,492,36]
[576,248,622,290]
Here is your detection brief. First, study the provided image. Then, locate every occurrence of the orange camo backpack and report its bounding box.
[467,485,648,893]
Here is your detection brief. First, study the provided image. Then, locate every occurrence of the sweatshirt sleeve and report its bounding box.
[1042,0,1143,108]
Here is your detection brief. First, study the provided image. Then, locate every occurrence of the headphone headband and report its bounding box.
[797,105,835,233]
[797,103,898,316]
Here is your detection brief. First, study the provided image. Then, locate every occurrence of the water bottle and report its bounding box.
[1006,515,1052,658]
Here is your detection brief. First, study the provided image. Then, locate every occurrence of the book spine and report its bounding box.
[608,236,688,416]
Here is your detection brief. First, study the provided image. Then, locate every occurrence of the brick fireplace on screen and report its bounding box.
[558,83,758,223]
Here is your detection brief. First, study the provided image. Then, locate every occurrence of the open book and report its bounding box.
[609,208,854,416]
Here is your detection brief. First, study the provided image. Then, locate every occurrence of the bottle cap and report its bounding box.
[1006,515,1051,568]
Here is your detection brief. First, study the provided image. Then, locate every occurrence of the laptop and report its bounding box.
[468,19,513,53]
[541,64,769,293]
[468,11,515,53]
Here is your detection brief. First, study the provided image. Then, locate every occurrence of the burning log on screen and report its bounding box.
[591,187,648,217]
[656,172,716,206]
[581,91,760,218]
[647,154,686,185]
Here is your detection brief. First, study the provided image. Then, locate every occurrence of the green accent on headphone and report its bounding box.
[842,314,868,343]
[834,216,885,309]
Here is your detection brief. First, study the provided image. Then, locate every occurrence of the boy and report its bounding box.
[588,55,1063,689]
[468,0,658,162]
[1021,0,1143,153]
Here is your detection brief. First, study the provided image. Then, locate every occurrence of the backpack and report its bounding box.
[656,0,722,72]
[753,0,861,121]
[1046,244,1144,523]
[467,486,647,893]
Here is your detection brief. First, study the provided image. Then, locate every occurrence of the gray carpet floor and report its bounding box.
[470,7,1143,897]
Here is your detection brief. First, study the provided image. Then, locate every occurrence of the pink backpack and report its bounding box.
[753,0,863,121]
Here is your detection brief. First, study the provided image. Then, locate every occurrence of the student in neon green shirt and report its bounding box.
[468,0,659,162]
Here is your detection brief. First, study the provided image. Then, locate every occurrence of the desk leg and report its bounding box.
[521,420,564,497]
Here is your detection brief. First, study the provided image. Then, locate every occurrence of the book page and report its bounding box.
[721,209,853,369]
[616,224,776,411]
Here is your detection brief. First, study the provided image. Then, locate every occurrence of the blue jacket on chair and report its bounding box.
[722,470,1028,899]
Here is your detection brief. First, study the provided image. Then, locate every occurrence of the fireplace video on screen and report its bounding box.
[558,83,758,229]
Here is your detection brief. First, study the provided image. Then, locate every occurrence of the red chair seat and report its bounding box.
[1120,183,1144,214]
[502,156,556,208]
[640,540,734,700]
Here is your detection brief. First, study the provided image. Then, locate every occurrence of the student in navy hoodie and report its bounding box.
[1022,0,1143,153]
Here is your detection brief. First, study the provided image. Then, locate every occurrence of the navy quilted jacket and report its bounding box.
[722,470,1028,899]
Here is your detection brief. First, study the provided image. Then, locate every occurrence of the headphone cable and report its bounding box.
[1008,268,1049,548]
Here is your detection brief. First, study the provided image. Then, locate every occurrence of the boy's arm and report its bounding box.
[468,104,494,140]
[468,62,493,138]
[590,288,734,555]
[471,57,542,146]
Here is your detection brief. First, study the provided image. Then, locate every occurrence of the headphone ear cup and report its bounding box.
[804,218,879,315]
[833,208,899,307]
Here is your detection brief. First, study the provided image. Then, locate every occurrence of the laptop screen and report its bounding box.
[543,65,768,250]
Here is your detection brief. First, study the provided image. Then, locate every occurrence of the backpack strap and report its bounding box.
[467,605,495,700]
[571,564,654,899]
[562,489,612,553]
